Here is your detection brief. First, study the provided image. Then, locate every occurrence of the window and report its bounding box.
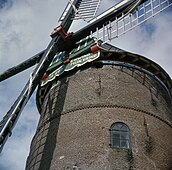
[110,122,130,149]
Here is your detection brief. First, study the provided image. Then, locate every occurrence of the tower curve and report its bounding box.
[26,39,172,170]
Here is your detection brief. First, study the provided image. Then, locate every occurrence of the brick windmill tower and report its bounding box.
[0,0,172,170]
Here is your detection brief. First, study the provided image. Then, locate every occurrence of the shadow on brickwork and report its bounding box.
[39,78,69,170]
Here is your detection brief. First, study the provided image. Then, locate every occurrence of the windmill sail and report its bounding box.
[73,0,102,20]
[70,0,172,43]
[91,0,172,42]
[59,0,102,22]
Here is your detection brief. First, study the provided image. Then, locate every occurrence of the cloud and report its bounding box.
[0,0,171,170]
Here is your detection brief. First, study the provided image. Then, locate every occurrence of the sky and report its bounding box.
[0,0,172,170]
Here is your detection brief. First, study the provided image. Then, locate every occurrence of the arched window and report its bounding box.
[110,122,130,149]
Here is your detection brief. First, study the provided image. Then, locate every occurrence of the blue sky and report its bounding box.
[0,0,7,7]
[0,0,172,170]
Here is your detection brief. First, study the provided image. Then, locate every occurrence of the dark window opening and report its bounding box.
[110,122,130,149]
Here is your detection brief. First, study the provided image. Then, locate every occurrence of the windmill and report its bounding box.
[0,0,172,169]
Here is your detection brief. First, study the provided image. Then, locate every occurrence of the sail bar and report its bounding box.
[91,0,172,42]
[73,0,102,20]
[59,1,74,21]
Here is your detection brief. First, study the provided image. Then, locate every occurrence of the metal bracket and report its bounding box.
[51,26,69,39]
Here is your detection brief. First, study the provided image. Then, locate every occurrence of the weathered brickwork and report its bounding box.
[26,65,172,170]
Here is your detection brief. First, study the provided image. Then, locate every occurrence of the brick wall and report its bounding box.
[26,65,172,170]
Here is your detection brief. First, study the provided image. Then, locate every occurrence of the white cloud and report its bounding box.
[0,1,171,170]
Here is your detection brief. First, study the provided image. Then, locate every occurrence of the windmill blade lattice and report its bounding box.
[59,0,102,22]
[73,0,102,20]
[89,0,172,42]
